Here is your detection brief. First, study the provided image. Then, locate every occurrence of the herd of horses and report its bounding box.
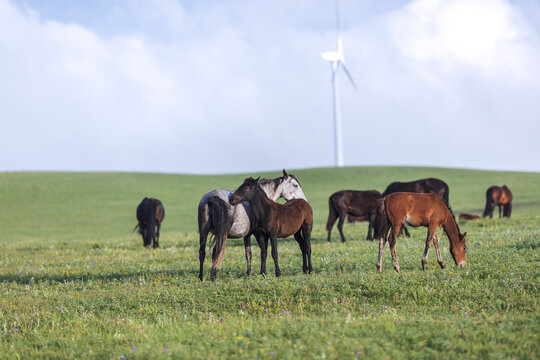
[134,170,513,281]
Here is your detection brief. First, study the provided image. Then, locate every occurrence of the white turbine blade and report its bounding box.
[340,61,357,91]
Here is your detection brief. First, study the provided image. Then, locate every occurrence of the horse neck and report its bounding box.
[248,186,274,220]
[259,178,282,201]
[442,211,462,247]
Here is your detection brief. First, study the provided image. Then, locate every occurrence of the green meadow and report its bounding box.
[0,167,539,359]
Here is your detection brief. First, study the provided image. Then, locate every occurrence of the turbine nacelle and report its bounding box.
[321,51,343,63]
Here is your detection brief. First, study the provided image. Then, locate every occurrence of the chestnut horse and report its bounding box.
[459,213,481,220]
[326,190,382,242]
[135,197,165,248]
[374,192,466,273]
[229,177,313,277]
[483,185,513,218]
[382,177,450,238]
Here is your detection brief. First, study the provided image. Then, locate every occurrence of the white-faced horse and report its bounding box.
[198,170,307,281]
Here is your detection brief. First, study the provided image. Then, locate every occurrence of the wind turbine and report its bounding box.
[321,0,357,167]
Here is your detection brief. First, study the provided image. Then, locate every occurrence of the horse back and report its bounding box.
[276,199,312,237]
[331,190,381,215]
[385,192,448,227]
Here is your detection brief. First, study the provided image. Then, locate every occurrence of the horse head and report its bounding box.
[229,177,260,205]
[280,169,306,201]
[450,232,467,268]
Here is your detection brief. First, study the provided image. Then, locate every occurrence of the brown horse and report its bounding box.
[229,177,313,277]
[374,192,466,273]
[483,185,513,218]
[326,190,382,242]
[459,213,481,220]
[135,197,165,248]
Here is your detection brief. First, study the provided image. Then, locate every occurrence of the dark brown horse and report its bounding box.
[135,197,165,248]
[459,213,481,220]
[374,192,466,273]
[229,177,313,277]
[483,185,513,218]
[326,190,382,242]
[382,177,449,203]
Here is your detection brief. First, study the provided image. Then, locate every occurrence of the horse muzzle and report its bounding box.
[458,261,466,268]
[229,196,240,205]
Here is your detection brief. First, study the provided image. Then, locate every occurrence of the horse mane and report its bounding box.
[259,177,281,191]
[440,196,461,235]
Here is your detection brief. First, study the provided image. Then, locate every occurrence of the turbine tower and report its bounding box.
[321,0,356,167]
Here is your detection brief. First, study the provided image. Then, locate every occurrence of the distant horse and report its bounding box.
[198,170,306,281]
[459,213,481,220]
[229,177,313,277]
[382,177,450,237]
[347,214,368,223]
[135,197,165,248]
[374,192,467,273]
[483,185,513,218]
[326,190,382,242]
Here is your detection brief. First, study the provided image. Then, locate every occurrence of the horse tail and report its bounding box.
[482,187,493,218]
[326,194,339,231]
[374,198,390,239]
[207,196,231,269]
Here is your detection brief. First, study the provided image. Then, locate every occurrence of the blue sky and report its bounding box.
[1,0,539,173]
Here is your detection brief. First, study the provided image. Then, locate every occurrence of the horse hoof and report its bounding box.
[394,267,401,273]
[376,265,382,273]
[440,262,446,269]
[275,271,281,277]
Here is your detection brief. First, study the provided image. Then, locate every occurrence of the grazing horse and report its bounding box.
[459,213,481,220]
[229,177,313,277]
[326,190,382,242]
[382,177,450,237]
[135,197,165,248]
[483,185,513,218]
[198,170,306,281]
[374,192,467,273]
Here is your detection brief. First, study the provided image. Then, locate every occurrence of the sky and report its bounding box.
[1,0,539,174]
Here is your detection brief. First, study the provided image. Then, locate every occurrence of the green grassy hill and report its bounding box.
[0,167,539,359]
[1,167,539,243]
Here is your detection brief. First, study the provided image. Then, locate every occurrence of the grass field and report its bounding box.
[0,167,539,359]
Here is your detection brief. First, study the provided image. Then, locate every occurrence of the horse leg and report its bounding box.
[269,234,281,277]
[326,211,337,243]
[402,224,411,238]
[294,231,307,274]
[303,222,313,273]
[198,226,210,281]
[376,232,388,273]
[153,221,161,248]
[257,233,268,275]
[366,213,375,241]
[337,211,347,242]
[433,235,445,269]
[389,225,401,273]
[498,205,502,218]
[421,227,436,270]
[243,235,252,276]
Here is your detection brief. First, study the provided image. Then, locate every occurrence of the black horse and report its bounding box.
[135,197,165,248]
[326,190,382,242]
[382,177,450,237]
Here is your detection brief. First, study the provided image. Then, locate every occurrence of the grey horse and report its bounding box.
[198,170,307,281]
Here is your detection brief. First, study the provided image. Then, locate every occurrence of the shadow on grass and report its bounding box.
[0,269,202,285]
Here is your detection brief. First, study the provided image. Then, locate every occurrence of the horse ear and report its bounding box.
[462,232,467,241]
[255,176,261,182]
[283,169,288,178]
